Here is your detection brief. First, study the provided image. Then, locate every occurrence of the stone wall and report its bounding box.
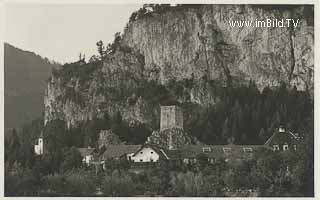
[160,106,183,130]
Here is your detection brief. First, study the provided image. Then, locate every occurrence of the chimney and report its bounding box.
[278,126,285,133]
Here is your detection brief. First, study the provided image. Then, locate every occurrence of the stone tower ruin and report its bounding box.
[160,105,183,131]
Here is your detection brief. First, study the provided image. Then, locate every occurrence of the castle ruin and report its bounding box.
[160,105,183,131]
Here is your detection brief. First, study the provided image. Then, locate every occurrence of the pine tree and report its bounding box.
[221,118,231,144]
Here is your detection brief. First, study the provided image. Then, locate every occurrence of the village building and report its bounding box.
[34,133,44,155]
[264,126,300,151]
[99,145,141,169]
[172,145,266,164]
[130,144,169,163]
[78,147,95,166]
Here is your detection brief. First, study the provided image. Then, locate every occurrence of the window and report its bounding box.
[283,144,289,151]
[202,147,211,153]
[243,147,253,153]
[140,159,143,162]
[150,159,153,162]
[140,151,143,154]
[273,145,280,151]
[151,151,154,154]
[223,147,232,154]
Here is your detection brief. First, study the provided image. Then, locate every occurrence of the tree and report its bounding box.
[101,170,134,196]
[221,118,231,144]
[5,163,39,196]
[169,171,206,196]
[259,128,268,143]
[5,128,20,165]
[96,40,106,61]
[44,119,68,172]
[61,147,83,172]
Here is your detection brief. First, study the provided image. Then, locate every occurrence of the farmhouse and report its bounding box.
[173,145,266,164]
[78,147,95,166]
[264,126,301,151]
[99,145,141,169]
[130,144,169,163]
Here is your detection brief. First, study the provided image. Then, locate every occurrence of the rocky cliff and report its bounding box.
[123,5,313,90]
[44,4,314,132]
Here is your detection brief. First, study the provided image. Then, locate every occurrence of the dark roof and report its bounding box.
[101,145,141,160]
[77,148,95,157]
[264,130,299,146]
[163,149,182,159]
[169,145,266,160]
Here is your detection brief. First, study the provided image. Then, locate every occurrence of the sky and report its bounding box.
[5,3,142,63]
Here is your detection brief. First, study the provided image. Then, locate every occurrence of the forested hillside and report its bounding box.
[4,43,60,130]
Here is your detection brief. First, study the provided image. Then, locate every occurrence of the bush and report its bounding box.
[101,170,134,196]
[64,169,97,196]
[5,164,40,196]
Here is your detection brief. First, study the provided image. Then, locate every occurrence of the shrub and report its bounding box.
[101,170,134,196]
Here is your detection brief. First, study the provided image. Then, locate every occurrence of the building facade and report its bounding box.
[131,145,168,162]
[34,137,44,155]
[264,126,300,151]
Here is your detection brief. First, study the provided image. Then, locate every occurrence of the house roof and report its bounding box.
[169,145,266,160]
[264,129,299,146]
[132,144,169,160]
[77,148,95,157]
[100,145,142,160]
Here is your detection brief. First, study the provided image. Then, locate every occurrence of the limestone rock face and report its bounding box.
[123,5,313,91]
[146,128,200,150]
[44,50,159,128]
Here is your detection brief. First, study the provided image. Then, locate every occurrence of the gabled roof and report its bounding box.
[100,145,142,160]
[77,148,95,157]
[132,144,169,160]
[264,129,299,146]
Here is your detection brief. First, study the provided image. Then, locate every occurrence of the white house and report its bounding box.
[131,145,168,163]
[78,147,95,166]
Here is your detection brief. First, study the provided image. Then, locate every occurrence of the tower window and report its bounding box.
[273,145,280,151]
[283,144,289,151]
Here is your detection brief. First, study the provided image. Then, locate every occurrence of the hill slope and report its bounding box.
[4,43,60,129]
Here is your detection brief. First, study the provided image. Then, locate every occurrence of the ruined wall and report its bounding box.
[160,106,183,130]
